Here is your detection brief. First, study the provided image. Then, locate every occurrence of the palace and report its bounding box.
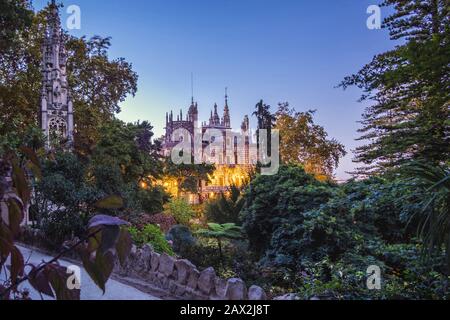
[161,93,257,203]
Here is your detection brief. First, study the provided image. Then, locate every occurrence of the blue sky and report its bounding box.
[34,0,397,180]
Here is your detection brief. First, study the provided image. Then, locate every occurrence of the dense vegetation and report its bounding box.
[0,0,448,300]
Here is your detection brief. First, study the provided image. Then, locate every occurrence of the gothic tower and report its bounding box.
[40,1,74,148]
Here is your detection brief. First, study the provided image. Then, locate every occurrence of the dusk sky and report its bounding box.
[34,0,399,180]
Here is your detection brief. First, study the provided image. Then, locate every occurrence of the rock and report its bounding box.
[175,259,196,285]
[158,253,175,276]
[150,252,160,272]
[273,293,300,300]
[225,278,247,300]
[197,267,216,295]
[214,277,228,299]
[187,268,200,290]
[248,285,267,300]
[142,244,153,262]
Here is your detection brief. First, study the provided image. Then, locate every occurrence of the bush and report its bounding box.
[129,224,174,255]
[164,198,195,226]
[240,165,334,257]
[166,224,196,254]
[205,185,244,225]
[38,210,86,249]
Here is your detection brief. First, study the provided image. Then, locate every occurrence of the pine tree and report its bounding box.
[340,0,449,176]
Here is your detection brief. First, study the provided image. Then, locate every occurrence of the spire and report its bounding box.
[225,87,229,107]
[223,87,231,127]
[191,72,194,105]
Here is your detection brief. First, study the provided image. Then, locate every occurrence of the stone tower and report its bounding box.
[40,1,74,148]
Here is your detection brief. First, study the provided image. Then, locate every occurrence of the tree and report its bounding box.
[340,0,449,176]
[252,100,276,163]
[240,165,333,257]
[205,184,245,225]
[0,0,33,54]
[91,119,162,184]
[163,161,215,199]
[196,223,243,267]
[402,161,450,269]
[0,3,138,153]
[275,103,346,180]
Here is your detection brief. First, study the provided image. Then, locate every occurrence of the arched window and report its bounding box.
[49,116,67,139]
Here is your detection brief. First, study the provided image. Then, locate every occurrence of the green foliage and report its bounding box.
[164,198,195,226]
[0,3,138,151]
[129,224,174,256]
[402,161,450,268]
[240,165,334,257]
[197,223,244,241]
[163,161,215,197]
[275,103,346,179]
[196,223,244,268]
[166,224,197,254]
[205,185,244,224]
[239,162,450,299]
[340,0,449,175]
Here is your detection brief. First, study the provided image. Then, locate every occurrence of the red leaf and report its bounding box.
[28,266,54,298]
[10,246,24,284]
[116,227,132,267]
[45,264,80,300]
[7,198,24,237]
[11,159,30,205]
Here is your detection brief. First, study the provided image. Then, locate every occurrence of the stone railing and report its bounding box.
[114,244,267,300]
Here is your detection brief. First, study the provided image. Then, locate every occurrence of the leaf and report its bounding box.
[46,263,80,300]
[0,223,13,260]
[94,195,124,209]
[7,198,24,237]
[116,227,132,266]
[10,246,24,284]
[80,248,114,294]
[87,227,102,253]
[88,214,128,229]
[28,266,54,298]
[11,159,30,205]
[99,225,120,254]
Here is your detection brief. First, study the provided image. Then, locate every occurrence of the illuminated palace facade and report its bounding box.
[160,93,257,203]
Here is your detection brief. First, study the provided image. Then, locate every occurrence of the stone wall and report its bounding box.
[114,244,267,300]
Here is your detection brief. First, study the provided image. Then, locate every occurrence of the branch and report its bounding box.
[0,228,101,299]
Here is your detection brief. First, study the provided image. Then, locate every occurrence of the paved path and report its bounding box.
[1,245,160,300]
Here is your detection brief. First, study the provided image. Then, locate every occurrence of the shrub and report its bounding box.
[147,212,177,232]
[164,198,195,226]
[166,224,196,254]
[205,185,244,225]
[129,224,174,255]
[240,165,334,257]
